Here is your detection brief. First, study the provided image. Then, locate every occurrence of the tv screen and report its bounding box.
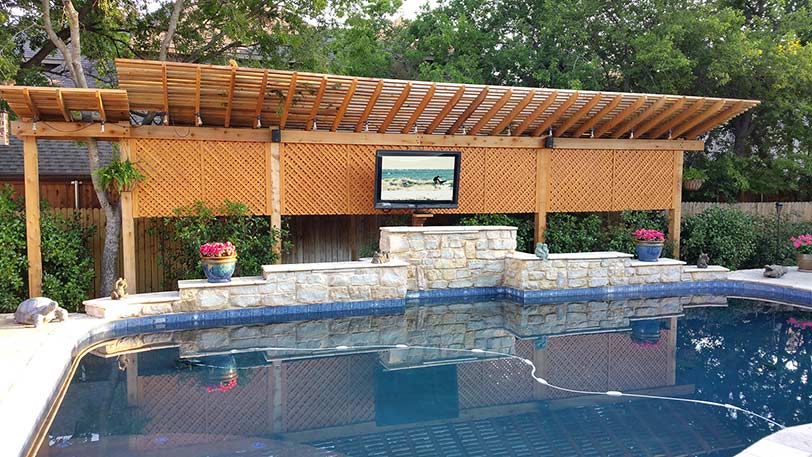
[374,150,461,209]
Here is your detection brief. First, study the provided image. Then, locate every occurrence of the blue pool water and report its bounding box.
[39,297,812,456]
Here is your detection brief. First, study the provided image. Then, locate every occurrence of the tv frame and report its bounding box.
[374,150,461,210]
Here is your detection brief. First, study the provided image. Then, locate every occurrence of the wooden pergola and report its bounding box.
[0,58,759,298]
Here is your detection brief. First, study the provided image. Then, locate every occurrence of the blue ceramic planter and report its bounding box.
[635,242,663,262]
[201,256,237,283]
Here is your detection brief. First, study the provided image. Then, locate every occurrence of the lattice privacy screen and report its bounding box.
[548,149,676,212]
[282,143,537,215]
[132,138,271,217]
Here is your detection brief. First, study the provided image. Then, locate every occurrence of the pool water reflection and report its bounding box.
[40,297,812,456]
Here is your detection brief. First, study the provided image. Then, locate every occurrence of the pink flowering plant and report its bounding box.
[791,234,812,255]
[633,228,665,243]
[199,241,237,258]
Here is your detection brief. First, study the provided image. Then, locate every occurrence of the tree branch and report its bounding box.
[159,0,185,61]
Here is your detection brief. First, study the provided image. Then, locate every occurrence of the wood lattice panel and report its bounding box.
[612,149,675,210]
[282,143,535,215]
[457,340,534,409]
[133,138,270,217]
[548,149,614,212]
[549,148,678,212]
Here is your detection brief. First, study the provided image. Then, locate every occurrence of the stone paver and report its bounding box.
[738,424,812,457]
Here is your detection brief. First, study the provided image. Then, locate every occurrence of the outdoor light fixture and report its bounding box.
[668,129,673,140]
[195,112,203,126]
[256,115,262,128]
[313,118,318,131]
[0,111,8,146]
[100,121,105,133]
[629,129,634,139]
[163,113,170,125]
[590,127,595,138]
[461,124,467,135]
[32,119,37,133]
[364,120,369,132]
[507,124,512,135]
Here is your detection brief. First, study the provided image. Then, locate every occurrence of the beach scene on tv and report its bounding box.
[380,154,456,202]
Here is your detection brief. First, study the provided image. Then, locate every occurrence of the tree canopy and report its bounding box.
[1,0,811,200]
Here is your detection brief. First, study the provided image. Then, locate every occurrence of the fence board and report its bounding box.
[682,202,812,222]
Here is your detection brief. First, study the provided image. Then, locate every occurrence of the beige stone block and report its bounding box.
[568,269,587,279]
[296,285,329,302]
[351,274,379,286]
[349,286,372,300]
[589,268,608,277]
[589,278,609,287]
[568,278,587,288]
[429,280,449,289]
[232,294,261,307]
[328,273,353,286]
[329,287,350,301]
[198,289,229,309]
[449,279,474,288]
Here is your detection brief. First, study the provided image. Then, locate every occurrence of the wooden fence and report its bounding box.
[682,201,812,222]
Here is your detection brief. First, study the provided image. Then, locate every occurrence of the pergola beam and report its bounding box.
[331,77,357,131]
[635,97,687,138]
[22,89,39,119]
[648,98,706,139]
[425,86,465,134]
[611,97,667,139]
[491,90,535,136]
[307,76,328,131]
[555,92,603,137]
[447,87,489,135]
[356,80,383,132]
[96,90,106,123]
[532,91,579,137]
[572,94,621,138]
[55,89,71,122]
[673,99,728,138]
[253,69,268,129]
[224,67,236,128]
[593,96,647,138]
[469,89,513,135]
[161,63,170,124]
[281,72,298,130]
[402,83,436,134]
[378,82,411,133]
[514,91,558,136]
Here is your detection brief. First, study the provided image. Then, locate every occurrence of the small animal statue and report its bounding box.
[696,253,709,269]
[763,265,788,278]
[14,297,68,327]
[228,58,239,69]
[535,243,549,260]
[111,277,128,300]
[371,251,390,264]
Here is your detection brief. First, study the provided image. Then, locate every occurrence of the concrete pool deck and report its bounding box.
[730,267,812,292]
[0,313,112,457]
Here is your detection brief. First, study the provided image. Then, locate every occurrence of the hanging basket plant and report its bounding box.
[94,158,146,203]
[682,167,708,191]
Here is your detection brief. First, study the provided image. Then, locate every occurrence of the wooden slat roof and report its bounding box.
[2,58,760,140]
[0,86,130,123]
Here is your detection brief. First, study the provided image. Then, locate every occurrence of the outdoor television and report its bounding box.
[374,150,461,209]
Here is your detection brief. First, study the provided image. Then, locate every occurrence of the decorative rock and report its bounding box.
[764,265,788,278]
[15,297,68,327]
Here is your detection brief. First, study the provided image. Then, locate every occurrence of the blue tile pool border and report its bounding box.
[74,279,812,359]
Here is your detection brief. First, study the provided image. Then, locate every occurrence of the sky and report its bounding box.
[395,0,438,19]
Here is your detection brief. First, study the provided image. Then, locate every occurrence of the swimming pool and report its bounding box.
[37,296,812,456]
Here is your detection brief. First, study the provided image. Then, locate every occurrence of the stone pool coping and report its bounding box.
[4,275,812,457]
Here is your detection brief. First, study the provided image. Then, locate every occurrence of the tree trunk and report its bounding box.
[731,111,753,157]
[85,138,120,297]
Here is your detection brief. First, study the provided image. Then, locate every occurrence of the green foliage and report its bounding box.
[457,214,534,253]
[0,186,95,312]
[155,200,289,288]
[680,206,758,270]
[94,158,146,193]
[545,211,670,256]
[545,213,606,253]
[682,167,708,181]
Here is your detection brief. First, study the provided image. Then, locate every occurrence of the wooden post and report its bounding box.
[119,139,137,293]
[666,317,678,385]
[668,150,684,258]
[534,148,551,244]
[23,136,42,297]
[349,215,358,260]
[269,140,282,263]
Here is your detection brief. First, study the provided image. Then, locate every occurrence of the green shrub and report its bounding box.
[749,216,812,267]
[156,200,289,288]
[544,213,606,253]
[680,206,758,270]
[0,186,95,312]
[458,213,534,252]
[605,211,670,256]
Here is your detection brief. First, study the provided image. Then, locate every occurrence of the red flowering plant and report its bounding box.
[633,228,665,243]
[199,241,237,258]
[791,234,812,255]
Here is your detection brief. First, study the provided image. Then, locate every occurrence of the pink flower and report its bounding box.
[200,241,236,258]
[791,234,812,254]
[633,228,665,242]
